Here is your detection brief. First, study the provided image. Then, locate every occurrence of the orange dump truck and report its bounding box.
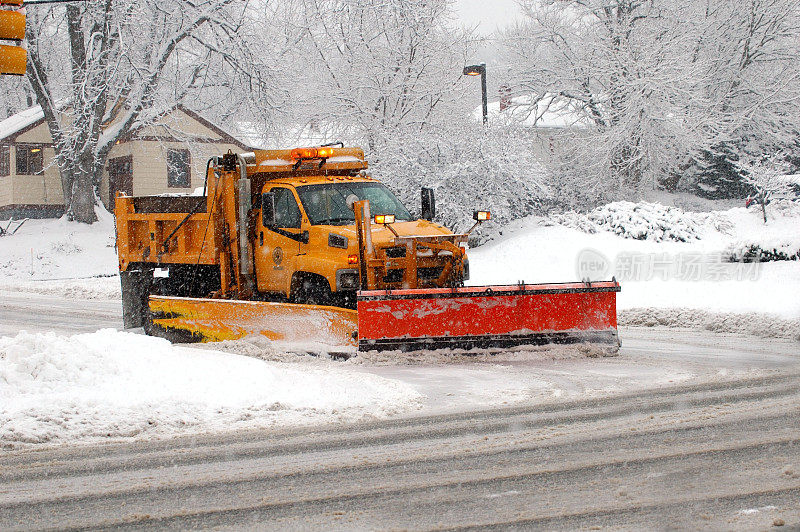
[115,145,620,352]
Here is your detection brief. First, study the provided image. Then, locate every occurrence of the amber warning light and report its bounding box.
[290,146,336,160]
[374,214,395,224]
[473,211,491,222]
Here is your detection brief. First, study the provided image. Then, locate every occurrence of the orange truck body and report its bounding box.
[114,145,620,353]
[115,147,466,304]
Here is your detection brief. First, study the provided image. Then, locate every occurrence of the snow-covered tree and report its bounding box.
[682,0,800,197]
[283,0,473,151]
[502,0,800,200]
[736,155,795,223]
[25,0,276,223]
[0,76,36,119]
[371,122,551,234]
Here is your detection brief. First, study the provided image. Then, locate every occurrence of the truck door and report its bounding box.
[255,186,304,297]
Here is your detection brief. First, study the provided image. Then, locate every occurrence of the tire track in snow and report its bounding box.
[1,372,799,530]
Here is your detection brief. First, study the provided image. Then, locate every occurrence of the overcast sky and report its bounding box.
[453,0,523,34]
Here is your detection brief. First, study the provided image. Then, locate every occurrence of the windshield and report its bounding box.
[296,182,413,226]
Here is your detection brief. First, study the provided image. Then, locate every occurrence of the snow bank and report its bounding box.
[469,202,800,319]
[620,308,800,341]
[0,330,422,448]
[0,276,121,300]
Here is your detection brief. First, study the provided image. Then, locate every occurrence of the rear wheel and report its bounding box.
[120,266,153,329]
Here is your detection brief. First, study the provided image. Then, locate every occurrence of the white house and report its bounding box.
[0,105,250,219]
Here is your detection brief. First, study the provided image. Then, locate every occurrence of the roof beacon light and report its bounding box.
[374,214,395,225]
[290,146,338,161]
[317,147,335,158]
[473,210,491,222]
[290,147,318,160]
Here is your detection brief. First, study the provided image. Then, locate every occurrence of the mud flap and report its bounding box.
[147,296,359,347]
[356,281,621,352]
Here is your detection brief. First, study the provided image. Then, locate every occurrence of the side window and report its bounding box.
[167,149,191,188]
[272,187,301,229]
[0,145,9,177]
[16,144,44,175]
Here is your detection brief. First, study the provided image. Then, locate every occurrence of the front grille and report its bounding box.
[418,267,444,281]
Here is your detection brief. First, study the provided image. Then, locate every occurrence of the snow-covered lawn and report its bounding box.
[0,207,118,291]
[470,202,800,321]
[0,329,421,448]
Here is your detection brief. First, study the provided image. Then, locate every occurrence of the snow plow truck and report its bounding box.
[115,145,621,353]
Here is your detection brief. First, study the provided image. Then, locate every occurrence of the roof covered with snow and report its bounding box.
[1,104,251,149]
[0,106,45,141]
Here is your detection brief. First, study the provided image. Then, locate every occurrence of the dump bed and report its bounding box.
[115,193,218,272]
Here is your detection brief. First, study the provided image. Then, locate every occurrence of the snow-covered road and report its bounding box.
[2,370,799,530]
[2,291,798,448]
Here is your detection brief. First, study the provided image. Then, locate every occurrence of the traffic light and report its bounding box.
[0,0,26,76]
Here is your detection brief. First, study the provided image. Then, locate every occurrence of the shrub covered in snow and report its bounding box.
[725,242,800,262]
[551,201,720,242]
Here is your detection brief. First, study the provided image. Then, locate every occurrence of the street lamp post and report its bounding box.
[463,63,487,125]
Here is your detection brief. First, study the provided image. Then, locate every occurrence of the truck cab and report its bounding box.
[256,175,465,307]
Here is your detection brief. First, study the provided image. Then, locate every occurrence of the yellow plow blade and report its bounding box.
[147,296,358,347]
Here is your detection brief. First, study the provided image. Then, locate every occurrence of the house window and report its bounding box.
[16,144,44,175]
[167,149,191,188]
[0,145,9,177]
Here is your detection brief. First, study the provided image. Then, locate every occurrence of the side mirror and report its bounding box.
[262,192,276,227]
[421,187,435,221]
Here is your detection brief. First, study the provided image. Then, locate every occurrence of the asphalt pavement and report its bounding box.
[0,293,798,530]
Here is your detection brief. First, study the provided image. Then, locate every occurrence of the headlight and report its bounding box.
[336,269,359,291]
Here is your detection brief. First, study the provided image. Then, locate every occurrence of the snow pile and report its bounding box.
[190,336,620,365]
[192,335,356,362]
[620,308,800,341]
[551,201,730,242]
[0,207,118,283]
[0,329,422,447]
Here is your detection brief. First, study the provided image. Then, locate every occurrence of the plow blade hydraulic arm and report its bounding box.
[356,281,621,352]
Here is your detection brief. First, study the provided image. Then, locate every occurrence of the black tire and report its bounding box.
[294,276,332,306]
[120,267,153,329]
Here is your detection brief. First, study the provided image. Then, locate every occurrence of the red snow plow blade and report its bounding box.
[357,280,621,352]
